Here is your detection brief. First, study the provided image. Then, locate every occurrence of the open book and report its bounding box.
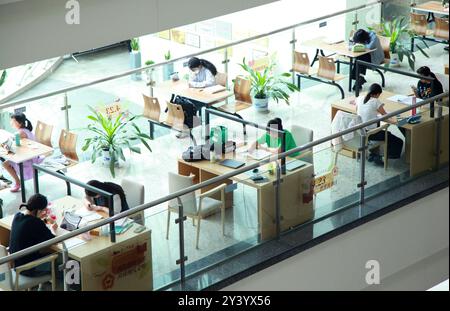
[203,85,226,94]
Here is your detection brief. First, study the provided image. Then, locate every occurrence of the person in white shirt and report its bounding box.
[188,57,217,88]
[83,180,129,215]
[356,83,404,165]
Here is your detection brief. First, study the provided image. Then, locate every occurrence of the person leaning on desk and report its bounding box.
[83,180,129,215]
[412,66,444,100]
[248,118,300,157]
[9,194,57,277]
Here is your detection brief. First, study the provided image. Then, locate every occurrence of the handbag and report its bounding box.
[182,144,211,162]
[60,212,82,231]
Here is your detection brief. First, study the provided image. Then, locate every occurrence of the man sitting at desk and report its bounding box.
[248,118,300,157]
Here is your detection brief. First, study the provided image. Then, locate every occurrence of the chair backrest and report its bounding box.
[59,129,78,162]
[378,36,391,60]
[410,13,428,36]
[293,52,311,74]
[142,94,161,122]
[215,72,227,87]
[434,17,449,40]
[168,172,197,213]
[35,121,53,148]
[165,102,185,131]
[0,245,13,291]
[234,76,252,104]
[290,125,314,163]
[121,179,145,209]
[317,57,336,80]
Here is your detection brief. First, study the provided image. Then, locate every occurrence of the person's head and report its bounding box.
[266,118,283,138]
[188,57,218,76]
[10,113,33,132]
[417,66,435,83]
[20,194,48,218]
[85,180,104,199]
[364,83,383,104]
[353,29,371,45]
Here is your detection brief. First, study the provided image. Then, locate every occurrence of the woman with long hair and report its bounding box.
[2,113,43,192]
[83,180,129,215]
[187,57,217,88]
[412,66,444,99]
[356,83,404,165]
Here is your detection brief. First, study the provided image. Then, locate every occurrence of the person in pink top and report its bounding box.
[2,113,43,193]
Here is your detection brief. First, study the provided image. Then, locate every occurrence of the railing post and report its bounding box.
[355,61,361,97]
[108,195,116,243]
[281,131,287,175]
[358,132,368,205]
[33,167,39,194]
[223,48,230,105]
[175,197,187,289]
[149,68,155,97]
[291,28,297,86]
[62,92,70,131]
[353,11,359,31]
[434,104,443,171]
[61,243,70,291]
[275,162,282,239]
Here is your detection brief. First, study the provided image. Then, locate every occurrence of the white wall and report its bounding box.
[223,188,449,291]
[0,0,278,69]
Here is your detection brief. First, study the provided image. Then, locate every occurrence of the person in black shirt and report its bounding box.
[9,194,57,277]
[83,180,129,215]
[412,66,444,100]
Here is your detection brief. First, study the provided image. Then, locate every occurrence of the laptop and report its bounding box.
[219,159,245,169]
[285,160,308,171]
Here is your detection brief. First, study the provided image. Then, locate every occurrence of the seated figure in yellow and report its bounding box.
[248,118,300,157]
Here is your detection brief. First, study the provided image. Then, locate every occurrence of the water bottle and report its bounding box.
[411,96,417,116]
[15,133,21,146]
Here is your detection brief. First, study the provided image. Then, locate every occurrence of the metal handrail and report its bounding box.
[0,0,387,110]
[0,91,447,267]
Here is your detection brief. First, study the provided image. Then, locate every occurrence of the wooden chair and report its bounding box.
[142,95,161,122]
[0,245,58,291]
[166,172,226,249]
[293,52,318,76]
[378,36,391,64]
[215,72,227,87]
[35,121,53,148]
[410,13,433,36]
[59,129,79,163]
[317,56,345,99]
[165,102,186,132]
[217,76,253,113]
[434,17,449,41]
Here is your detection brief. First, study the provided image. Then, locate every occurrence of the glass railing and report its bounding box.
[1,0,449,291]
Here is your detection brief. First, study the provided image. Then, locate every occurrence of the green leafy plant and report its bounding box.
[238,57,299,105]
[369,16,429,70]
[0,70,7,88]
[145,60,155,66]
[82,107,152,177]
[130,38,140,52]
[164,50,171,60]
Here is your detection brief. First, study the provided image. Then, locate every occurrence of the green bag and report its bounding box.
[352,43,366,53]
[210,126,228,144]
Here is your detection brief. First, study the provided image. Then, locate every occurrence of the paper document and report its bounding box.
[388,95,423,106]
[247,149,273,160]
[63,237,87,249]
[203,85,226,94]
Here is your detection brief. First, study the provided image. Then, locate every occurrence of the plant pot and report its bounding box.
[130,51,142,81]
[253,96,269,113]
[163,63,174,81]
[390,53,400,67]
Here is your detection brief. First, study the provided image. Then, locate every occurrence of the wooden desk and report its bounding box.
[412,1,449,16]
[331,91,449,176]
[0,129,53,203]
[177,150,315,241]
[154,80,234,105]
[302,37,375,92]
[0,196,153,291]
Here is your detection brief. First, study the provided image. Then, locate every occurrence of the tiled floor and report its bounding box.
[0,42,448,289]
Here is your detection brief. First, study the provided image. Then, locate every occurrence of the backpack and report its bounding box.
[166,95,198,129]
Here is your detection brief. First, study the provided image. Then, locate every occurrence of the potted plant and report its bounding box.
[163,50,174,81]
[144,60,155,83]
[0,70,7,95]
[369,17,429,70]
[82,107,152,178]
[129,38,142,81]
[239,57,299,112]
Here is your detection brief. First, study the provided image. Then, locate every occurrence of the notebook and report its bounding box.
[219,159,245,169]
[203,85,226,94]
[285,160,308,171]
[247,149,272,160]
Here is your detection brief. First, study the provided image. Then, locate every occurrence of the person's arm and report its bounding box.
[203,69,216,87]
[377,103,387,116]
[83,196,95,211]
[19,130,27,139]
[188,69,216,88]
[365,32,377,50]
